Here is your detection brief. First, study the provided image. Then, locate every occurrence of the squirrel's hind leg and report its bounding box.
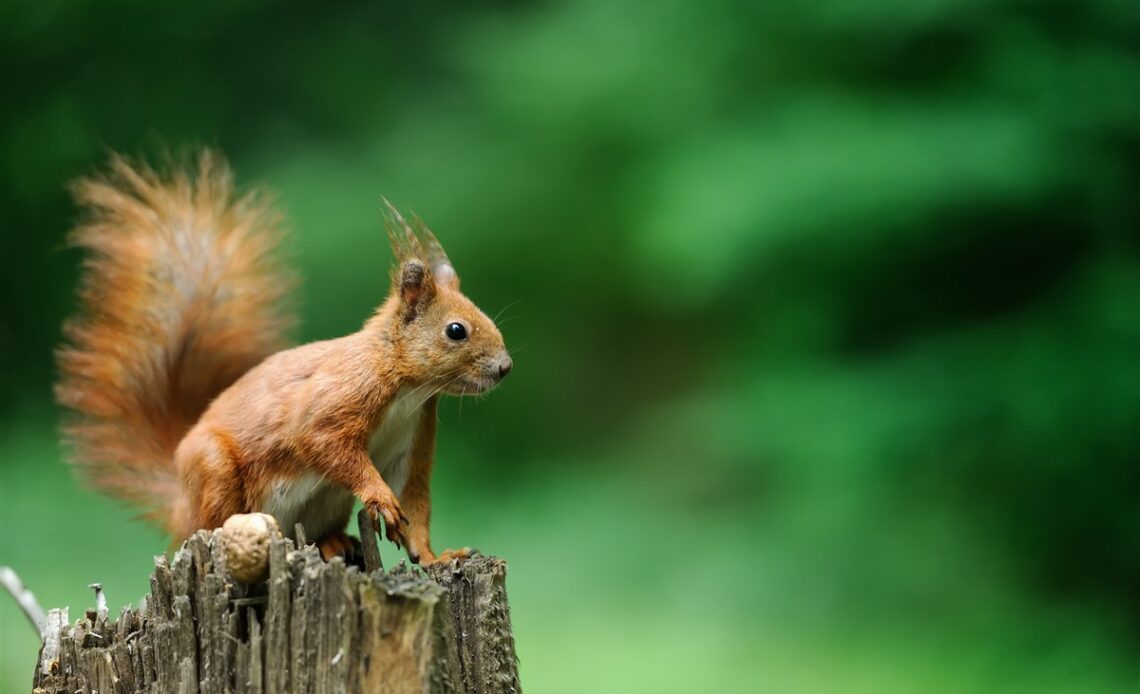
[175,429,248,534]
[315,530,362,562]
[311,503,359,562]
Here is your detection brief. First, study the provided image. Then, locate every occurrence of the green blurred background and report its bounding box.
[2,1,1138,691]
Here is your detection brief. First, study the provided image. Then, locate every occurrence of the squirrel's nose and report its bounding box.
[497,356,513,379]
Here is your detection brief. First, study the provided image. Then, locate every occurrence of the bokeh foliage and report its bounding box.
[2,0,1138,691]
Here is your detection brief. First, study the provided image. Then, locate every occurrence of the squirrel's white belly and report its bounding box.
[367,386,420,496]
[259,388,420,540]
[260,473,354,541]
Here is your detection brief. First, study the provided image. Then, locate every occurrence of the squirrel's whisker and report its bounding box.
[492,300,522,324]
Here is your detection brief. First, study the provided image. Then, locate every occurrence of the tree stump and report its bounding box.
[31,516,520,693]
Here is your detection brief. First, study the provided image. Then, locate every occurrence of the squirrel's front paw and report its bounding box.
[365,495,410,549]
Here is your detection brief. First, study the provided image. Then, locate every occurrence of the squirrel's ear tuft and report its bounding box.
[383,198,419,262]
[397,259,434,321]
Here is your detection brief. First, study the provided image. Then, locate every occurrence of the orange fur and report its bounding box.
[56,151,295,526]
[56,151,511,566]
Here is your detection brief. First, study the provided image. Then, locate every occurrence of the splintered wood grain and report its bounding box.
[428,557,522,694]
[264,536,291,694]
[32,530,520,694]
[357,508,383,573]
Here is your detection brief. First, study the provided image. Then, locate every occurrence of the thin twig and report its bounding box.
[0,566,46,634]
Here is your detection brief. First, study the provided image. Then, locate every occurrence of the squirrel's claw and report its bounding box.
[366,497,410,550]
[385,522,406,549]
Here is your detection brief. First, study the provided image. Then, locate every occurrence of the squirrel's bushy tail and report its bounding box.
[55,151,296,530]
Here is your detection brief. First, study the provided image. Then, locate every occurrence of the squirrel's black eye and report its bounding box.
[445,322,467,341]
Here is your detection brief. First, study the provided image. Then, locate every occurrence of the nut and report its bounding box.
[220,513,280,583]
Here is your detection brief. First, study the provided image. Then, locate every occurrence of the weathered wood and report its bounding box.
[427,558,521,694]
[32,530,520,693]
[357,508,384,573]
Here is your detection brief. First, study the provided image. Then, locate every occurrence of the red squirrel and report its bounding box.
[55,151,512,565]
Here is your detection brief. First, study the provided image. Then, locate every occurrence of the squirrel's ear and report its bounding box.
[410,216,460,291]
[433,262,459,291]
[397,259,435,321]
